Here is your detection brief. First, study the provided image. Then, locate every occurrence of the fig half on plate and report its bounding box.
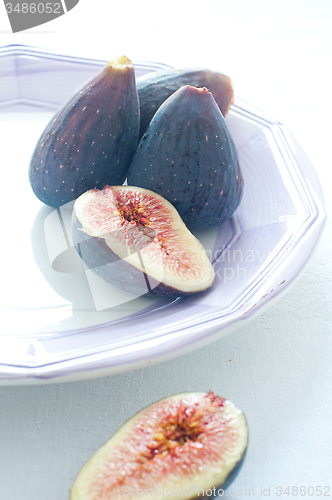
[70,392,248,499]
[72,185,215,297]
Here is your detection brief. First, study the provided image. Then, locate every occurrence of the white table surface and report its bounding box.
[0,1,331,498]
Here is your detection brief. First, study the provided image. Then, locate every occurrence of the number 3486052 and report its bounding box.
[276,486,331,496]
[5,3,61,14]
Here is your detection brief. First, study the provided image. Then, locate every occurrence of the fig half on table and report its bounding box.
[72,185,215,297]
[70,392,248,499]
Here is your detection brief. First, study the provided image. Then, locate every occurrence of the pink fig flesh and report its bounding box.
[73,185,215,296]
[70,392,248,499]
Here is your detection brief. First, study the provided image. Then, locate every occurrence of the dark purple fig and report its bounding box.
[70,391,248,499]
[137,67,234,139]
[72,185,215,297]
[29,55,139,208]
[127,85,244,231]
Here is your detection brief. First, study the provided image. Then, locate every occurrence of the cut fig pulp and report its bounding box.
[70,392,248,499]
[73,186,215,296]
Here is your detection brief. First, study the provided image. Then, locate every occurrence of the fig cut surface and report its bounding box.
[73,185,215,296]
[70,392,248,499]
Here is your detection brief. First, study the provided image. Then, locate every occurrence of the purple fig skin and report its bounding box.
[29,56,140,208]
[72,185,215,298]
[137,67,234,140]
[70,392,248,500]
[127,85,244,231]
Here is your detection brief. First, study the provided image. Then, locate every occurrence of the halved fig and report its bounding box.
[72,186,215,297]
[70,392,248,499]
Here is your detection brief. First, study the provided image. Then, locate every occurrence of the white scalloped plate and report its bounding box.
[0,45,326,385]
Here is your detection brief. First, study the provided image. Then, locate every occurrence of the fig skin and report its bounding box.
[127,85,244,231]
[137,67,234,140]
[29,55,140,208]
[70,392,248,500]
[72,185,215,297]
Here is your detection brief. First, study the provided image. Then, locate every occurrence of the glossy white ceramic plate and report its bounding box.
[0,45,326,385]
